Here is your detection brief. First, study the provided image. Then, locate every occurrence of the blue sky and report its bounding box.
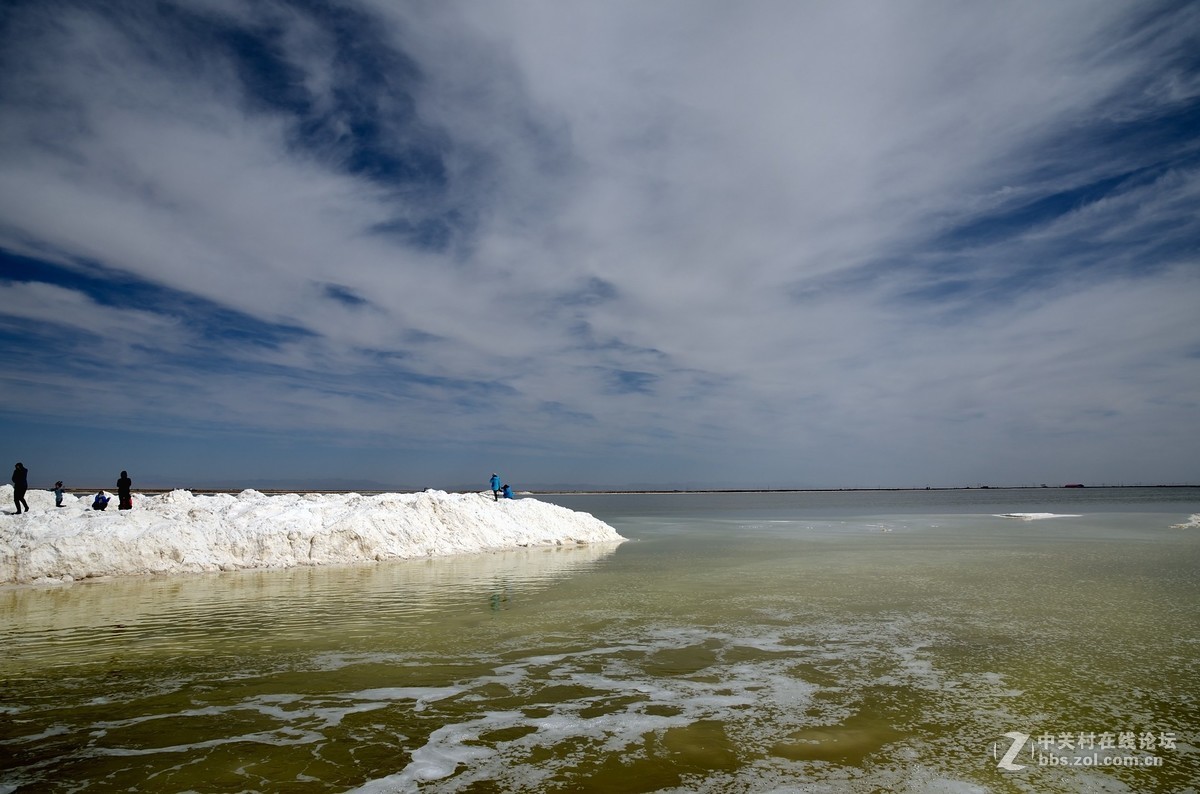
[1,0,1198,490]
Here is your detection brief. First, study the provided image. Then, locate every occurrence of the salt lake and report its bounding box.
[2,487,1197,792]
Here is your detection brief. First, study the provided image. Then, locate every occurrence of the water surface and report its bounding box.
[2,488,1197,792]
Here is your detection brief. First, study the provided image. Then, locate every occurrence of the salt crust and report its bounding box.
[0,486,625,584]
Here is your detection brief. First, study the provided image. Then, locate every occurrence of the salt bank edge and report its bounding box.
[0,487,627,585]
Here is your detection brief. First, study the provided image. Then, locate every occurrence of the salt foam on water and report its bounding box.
[0,486,625,584]
[995,512,1082,520]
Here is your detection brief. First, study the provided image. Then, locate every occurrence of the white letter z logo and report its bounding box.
[996,731,1029,771]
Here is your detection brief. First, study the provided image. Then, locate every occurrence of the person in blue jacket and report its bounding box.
[490,472,501,501]
[502,484,514,499]
[92,492,110,511]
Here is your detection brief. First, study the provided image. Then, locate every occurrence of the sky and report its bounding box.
[1,0,1198,490]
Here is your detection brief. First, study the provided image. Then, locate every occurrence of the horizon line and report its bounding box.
[32,483,1200,495]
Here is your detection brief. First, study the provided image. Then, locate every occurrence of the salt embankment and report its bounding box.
[0,486,626,585]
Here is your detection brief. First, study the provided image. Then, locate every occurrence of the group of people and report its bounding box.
[489,473,514,501]
[91,470,133,511]
[15,464,515,513]
[10,462,134,513]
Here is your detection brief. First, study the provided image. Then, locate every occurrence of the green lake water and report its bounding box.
[2,488,1197,792]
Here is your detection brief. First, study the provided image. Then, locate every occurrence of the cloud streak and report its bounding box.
[1,0,1197,487]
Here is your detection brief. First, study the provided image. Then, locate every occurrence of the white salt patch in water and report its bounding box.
[899,778,989,793]
[243,687,465,728]
[996,512,1082,520]
[351,716,510,791]
[96,729,324,757]
[5,605,1085,793]
[347,621,939,793]
[23,685,476,770]
[1,724,71,744]
[309,652,414,671]
[0,487,624,583]
[652,762,990,794]
[352,686,463,705]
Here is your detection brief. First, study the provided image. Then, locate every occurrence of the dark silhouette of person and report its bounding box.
[54,481,64,507]
[92,492,109,511]
[117,470,132,510]
[12,462,29,514]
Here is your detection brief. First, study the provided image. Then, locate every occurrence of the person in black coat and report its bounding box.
[117,470,132,510]
[12,462,29,514]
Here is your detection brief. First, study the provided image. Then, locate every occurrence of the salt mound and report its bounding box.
[0,486,625,584]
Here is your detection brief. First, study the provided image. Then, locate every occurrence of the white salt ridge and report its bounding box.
[1171,513,1199,529]
[0,486,625,584]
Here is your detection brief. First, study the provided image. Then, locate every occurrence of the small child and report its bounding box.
[92,492,109,511]
[54,481,64,507]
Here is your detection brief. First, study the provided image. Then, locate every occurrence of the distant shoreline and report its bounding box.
[51,483,1200,497]
[533,484,1200,495]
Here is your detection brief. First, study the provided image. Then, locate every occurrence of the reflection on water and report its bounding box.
[2,544,621,669]
[2,490,1198,793]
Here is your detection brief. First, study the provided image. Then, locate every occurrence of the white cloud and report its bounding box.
[1,0,1196,485]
